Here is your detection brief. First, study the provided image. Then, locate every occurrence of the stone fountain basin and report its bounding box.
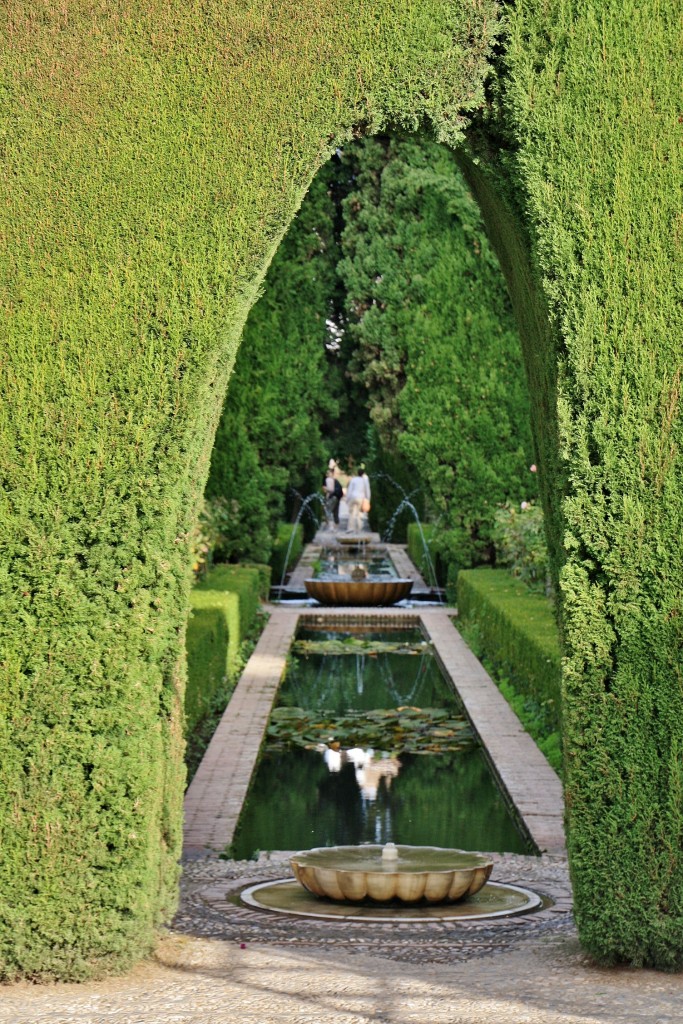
[290,845,494,904]
[304,578,413,606]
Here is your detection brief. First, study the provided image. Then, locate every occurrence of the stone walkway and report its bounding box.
[3,548,682,1022]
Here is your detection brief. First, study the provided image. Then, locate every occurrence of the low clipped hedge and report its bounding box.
[270,523,304,587]
[186,564,269,735]
[456,568,562,733]
[407,522,443,587]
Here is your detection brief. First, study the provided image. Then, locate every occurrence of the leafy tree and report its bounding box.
[339,135,537,570]
[206,163,346,560]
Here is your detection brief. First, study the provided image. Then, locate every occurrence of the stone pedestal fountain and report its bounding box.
[240,842,543,921]
[304,576,413,606]
[289,843,493,903]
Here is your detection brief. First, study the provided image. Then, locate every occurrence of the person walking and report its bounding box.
[323,459,342,529]
[345,466,367,533]
[359,463,371,520]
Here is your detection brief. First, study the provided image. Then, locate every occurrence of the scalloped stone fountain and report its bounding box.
[304,576,413,606]
[289,843,493,903]
[304,548,413,606]
[241,843,543,921]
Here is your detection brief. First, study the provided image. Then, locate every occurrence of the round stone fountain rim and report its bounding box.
[303,577,414,584]
[240,878,544,922]
[290,843,495,874]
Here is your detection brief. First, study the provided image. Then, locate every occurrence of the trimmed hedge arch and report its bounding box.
[1,0,681,977]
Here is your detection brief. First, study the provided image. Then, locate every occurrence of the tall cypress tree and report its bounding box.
[206,162,345,560]
[339,135,536,569]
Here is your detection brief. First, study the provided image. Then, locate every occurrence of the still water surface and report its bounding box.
[230,626,532,858]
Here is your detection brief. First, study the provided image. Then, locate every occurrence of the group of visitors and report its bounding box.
[323,458,371,533]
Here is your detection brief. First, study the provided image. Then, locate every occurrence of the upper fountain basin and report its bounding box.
[290,844,494,903]
[304,578,413,606]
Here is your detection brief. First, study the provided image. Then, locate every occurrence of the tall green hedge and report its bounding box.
[1,1,498,978]
[185,564,268,735]
[1,0,681,977]
[339,134,536,572]
[463,1,683,967]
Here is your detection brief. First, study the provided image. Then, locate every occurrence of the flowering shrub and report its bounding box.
[492,502,551,593]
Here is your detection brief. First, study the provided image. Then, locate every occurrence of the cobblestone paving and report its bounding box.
[3,851,683,1024]
[4,853,683,1024]
[173,852,574,965]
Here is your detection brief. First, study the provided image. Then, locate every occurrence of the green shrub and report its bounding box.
[269,523,304,587]
[492,502,551,593]
[456,568,562,733]
[185,563,268,735]
[406,522,442,587]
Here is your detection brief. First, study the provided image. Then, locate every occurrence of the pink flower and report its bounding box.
[521,501,529,510]
[529,464,537,473]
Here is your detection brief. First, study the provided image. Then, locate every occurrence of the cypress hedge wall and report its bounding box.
[185,564,268,735]
[464,0,683,967]
[339,134,536,571]
[1,0,681,976]
[0,0,499,978]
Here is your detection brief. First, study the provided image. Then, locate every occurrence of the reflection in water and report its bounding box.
[281,648,455,713]
[228,627,532,860]
[229,745,531,858]
[318,746,402,844]
[320,745,401,800]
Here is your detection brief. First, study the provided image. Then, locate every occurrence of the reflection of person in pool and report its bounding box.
[320,746,401,801]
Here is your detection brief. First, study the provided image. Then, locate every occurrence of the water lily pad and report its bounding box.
[270,706,307,719]
[265,704,475,755]
[293,638,432,657]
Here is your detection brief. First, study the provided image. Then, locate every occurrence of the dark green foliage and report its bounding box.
[456,569,561,734]
[270,523,304,587]
[205,164,344,562]
[339,135,536,574]
[185,564,268,735]
[363,426,425,542]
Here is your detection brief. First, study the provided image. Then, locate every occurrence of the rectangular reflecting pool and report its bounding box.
[229,623,533,858]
